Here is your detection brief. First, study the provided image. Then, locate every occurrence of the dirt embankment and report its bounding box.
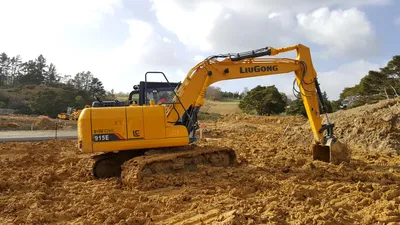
[0,114,76,131]
[0,99,399,224]
[282,98,400,154]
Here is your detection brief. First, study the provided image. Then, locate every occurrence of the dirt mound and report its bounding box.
[34,117,63,130]
[285,98,400,154]
[0,114,76,131]
[333,98,399,153]
[0,118,21,129]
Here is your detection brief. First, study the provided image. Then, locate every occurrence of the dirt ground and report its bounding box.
[0,98,399,224]
[0,114,77,131]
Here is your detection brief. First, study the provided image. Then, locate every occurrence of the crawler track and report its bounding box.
[92,150,146,178]
[121,145,237,187]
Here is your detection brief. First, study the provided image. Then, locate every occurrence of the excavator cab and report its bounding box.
[91,81,180,108]
[129,81,180,106]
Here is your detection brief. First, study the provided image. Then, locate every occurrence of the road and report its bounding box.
[0,130,77,142]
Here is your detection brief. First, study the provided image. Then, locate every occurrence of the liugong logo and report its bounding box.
[240,65,278,73]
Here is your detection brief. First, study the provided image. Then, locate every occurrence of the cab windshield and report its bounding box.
[145,87,175,104]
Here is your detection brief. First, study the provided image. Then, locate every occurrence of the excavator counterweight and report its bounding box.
[77,44,350,183]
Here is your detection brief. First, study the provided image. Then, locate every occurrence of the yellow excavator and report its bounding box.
[77,44,350,182]
[58,105,90,121]
[70,105,91,121]
[57,107,74,120]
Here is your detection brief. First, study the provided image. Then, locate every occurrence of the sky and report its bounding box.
[0,0,399,100]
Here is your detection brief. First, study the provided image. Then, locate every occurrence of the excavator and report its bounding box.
[57,107,74,120]
[77,44,350,183]
[58,105,90,121]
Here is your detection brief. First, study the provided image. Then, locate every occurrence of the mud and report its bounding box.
[1,99,400,224]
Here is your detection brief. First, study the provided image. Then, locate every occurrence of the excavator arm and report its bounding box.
[166,44,350,164]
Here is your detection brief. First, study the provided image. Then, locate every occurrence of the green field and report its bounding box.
[201,100,241,114]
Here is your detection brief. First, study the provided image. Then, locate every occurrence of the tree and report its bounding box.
[359,70,387,96]
[381,55,400,79]
[105,89,116,100]
[9,55,22,85]
[241,87,249,98]
[321,91,333,113]
[239,85,286,116]
[30,89,60,116]
[339,85,361,100]
[381,55,400,97]
[71,71,106,100]
[44,63,60,86]
[286,91,333,118]
[0,50,112,116]
[0,53,9,85]
[331,99,342,112]
[0,90,9,104]
[89,77,106,99]
[286,98,308,118]
[72,71,94,91]
[205,86,222,101]
[337,55,400,108]
[280,92,288,105]
[30,88,76,117]
[74,95,86,108]
[19,55,48,85]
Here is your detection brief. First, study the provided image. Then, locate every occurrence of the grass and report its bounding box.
[201,100,241,115]
[218,98,242,102]
[198,112,222,120]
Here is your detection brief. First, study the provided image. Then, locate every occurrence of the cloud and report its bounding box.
[149,0,383,59]
[150,0,222,52]
[0,0,122,26]
[317,60,386,99]
[0,0,122,58]
[80,19,187,92]
[0,0,123,86]
[194,55,205,62]
[296,8,376,58]
[0,0,184,93]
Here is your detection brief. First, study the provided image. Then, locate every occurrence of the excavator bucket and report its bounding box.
[312,138,351,165]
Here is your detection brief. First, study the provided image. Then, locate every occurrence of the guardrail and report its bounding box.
[0,129,77,142]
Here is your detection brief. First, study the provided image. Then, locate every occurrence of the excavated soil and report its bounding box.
[1,99,400,224]
[0,114,76,131]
